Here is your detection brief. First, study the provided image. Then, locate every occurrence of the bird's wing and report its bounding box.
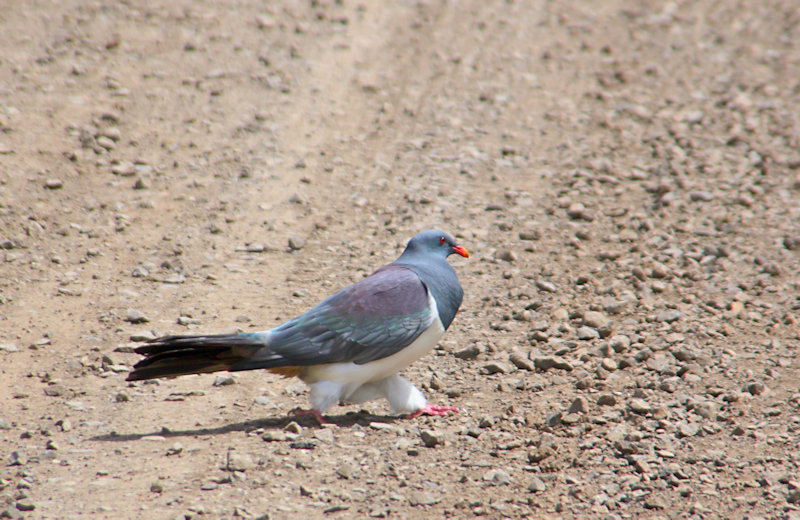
[230,265,435,370]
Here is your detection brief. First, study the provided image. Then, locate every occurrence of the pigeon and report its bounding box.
[126,230,469,424]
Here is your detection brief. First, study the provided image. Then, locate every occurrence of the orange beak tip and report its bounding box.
[453,246,470,258]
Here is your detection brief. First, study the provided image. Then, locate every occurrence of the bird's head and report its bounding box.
[401,230,469,260]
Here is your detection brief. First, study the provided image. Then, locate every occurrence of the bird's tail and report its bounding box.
[125,333,267,381]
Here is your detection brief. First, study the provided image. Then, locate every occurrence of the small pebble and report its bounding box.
[225,450,255,471]
[582,311,609,329]
[629,398,651,414]
[289,440,317,450]
[482,361,511,375]
[678,422,700,437]
[656,310,682,323]
[166,442,183,456]
[568,397,589,414]
[453,344,481,360]
[577,326,600,340]
[746,381,766,395]
[336,461,356,479]
[125,309,149,324]
[483,469,511,485]
[408,491,440,506]
[535,280,556,292]
[8,451,28,466]
[527,476,546,492]
[597,393,617,406]
[508,351,534,371]
[420,430,444,448]
[496,250,516,262]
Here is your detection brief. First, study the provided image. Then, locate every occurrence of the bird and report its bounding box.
[126,229,469,424]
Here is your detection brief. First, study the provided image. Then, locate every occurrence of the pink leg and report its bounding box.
[406,404,460,419]
[289,408,330,425]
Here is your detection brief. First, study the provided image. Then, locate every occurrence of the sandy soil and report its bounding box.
[2,1,800,519]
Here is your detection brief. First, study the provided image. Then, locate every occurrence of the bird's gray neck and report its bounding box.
[393,259,463,330]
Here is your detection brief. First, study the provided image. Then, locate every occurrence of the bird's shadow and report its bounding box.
[90,411,401,442]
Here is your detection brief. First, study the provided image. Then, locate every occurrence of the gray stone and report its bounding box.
[284,421,303,434]
[483,468,511,485]
[568,397,589,414]
[656,310,682,323]
[420,430,444,448]
[289,440,318,450]
[678,422,700,437]
[482,361,511,375]
[1,506,23,519]
[0,343,19,353]
[166,442,183,456]
[131,265,149,278]
[125,308,149,324]
[162,273,186,284]
[226,450,255,471]
[646,354,670,373]
[693,401,717,420]
[577,326,600,340]
[609,335,630,353]
[336,461,356,479]
[213,374,236,387]
[8,451,26,466]
[546,411,562,426]
[527,476,546,492]
[509,351,534,371]
[633,458,651,474]
[689,191,714,202]
[177,315,201,325]
[567,202,593,220]
[496,250,517,262]
[262,431,286,442]
[408,491,440,506]
[583,311,609,329]
[629,398,651,414]
[534,356,573,372]
[453,344,481,360]
[245,243,266,253]
[535,279,556,292]
[597,393,617,406]
[111,161,136,176]
[534,357,556,371]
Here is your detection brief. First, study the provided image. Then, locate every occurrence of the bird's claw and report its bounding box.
[405,404,460,419]
[289,408,330,425]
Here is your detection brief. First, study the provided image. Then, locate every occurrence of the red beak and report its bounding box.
[451,245,469,258]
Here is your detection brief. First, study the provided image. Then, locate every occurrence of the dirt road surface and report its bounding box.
[2,1,799,518]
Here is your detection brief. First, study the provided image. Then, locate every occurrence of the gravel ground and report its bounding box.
[1,1,800,519]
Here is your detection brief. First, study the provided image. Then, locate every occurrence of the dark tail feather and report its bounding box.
[126,333,265,381]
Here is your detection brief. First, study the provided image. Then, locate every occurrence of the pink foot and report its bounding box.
[406,404,460,419]
[289,408,330,425]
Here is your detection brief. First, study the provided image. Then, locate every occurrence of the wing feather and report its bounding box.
[233,265,433,369]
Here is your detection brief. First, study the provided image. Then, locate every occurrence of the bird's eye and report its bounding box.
[439,236,446,245]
